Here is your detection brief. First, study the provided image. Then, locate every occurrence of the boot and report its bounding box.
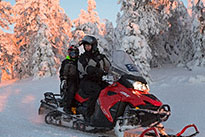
[63,107,73,114]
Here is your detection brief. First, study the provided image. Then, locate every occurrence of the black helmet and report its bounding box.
[80,35,98,53]
[68,46,79,59]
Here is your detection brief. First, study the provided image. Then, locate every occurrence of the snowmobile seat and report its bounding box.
[44,92,59,105]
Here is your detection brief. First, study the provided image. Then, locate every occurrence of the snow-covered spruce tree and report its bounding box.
[102,19,116,58]
[13,0,72,79]
[0,1,18,81]
[186,0,205,68]
[31,24,57,79]
[0,1,13,31]
[116,0,196,74]
[42,0,72,59]
[0,34,19,81]
[14,0,72,58]
[116,0,172,80]
[155,0,196,67]
[149,0,194,67]
[71,0,108,55]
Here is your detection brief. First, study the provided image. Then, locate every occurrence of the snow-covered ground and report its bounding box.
[150,66,205,136]
[0,65,204,137]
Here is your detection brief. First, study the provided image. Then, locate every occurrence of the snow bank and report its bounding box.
[189,75,205,83]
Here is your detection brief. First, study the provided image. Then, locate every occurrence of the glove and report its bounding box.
[86,66,105,77]
[60,80,68,90]
[95,67,105,77]
[60,80,68,97]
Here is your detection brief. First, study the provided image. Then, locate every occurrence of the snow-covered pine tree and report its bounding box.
[186,0,205,68]
[0,1,13,31]
[13,0,43,78]
[0,1,17,81]
[14,0,72,59]
[116,0,171,80]
[102,19,116,58]
[0,34,19,81]
[40,0,72,59]
[31,24,57,79]
[116,0,196,78]
[148,0,194,67]
[13,0,72,79]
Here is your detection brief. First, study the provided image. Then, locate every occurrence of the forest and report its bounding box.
[0,0,204,82]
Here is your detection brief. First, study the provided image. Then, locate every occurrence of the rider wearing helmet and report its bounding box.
[78,35,111,122]
[78,35,110,78]
[59,45,79,114]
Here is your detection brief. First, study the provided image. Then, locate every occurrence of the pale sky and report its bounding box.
[60,0,188,26]
[60,0,121,26]
[4,0,188,27]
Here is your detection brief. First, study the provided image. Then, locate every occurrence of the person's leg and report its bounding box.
[63,82,76,114]
[84,81,101,120]
[77,80,101,122]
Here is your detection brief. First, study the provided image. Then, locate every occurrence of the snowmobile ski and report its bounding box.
[135,124,199,137]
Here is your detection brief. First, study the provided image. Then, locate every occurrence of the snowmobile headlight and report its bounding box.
[132,81,150,92]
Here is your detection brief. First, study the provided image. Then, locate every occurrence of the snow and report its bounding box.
[0,65,205,137]
[150,66,205,136]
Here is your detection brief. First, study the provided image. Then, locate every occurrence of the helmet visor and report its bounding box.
[69,50,78,58]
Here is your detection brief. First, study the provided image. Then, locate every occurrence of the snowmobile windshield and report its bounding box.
[111,50,140,77]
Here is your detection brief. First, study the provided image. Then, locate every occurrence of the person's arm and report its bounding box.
[59,60,66,81]
[66,64,77,80]
[102,55,111,74]
[78,59,86,79]
[86,66,104,76]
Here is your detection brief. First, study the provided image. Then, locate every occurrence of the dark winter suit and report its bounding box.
[59,56,79,111]
[77,51,110,118]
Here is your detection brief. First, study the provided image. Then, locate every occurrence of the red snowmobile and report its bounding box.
[38,50,199,137]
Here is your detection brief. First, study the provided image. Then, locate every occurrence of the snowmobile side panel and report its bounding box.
[90,101,114,127]
[90,100,127,127]
[98,82,163,123]
[98,82,142,122]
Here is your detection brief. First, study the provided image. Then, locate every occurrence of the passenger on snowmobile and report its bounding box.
[77,35,111,121]
[59,45,79,114]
